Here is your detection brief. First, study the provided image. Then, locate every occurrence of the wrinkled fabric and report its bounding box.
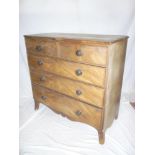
[19,0,135,154]
[19,0,135,102]
[20,98,134,155]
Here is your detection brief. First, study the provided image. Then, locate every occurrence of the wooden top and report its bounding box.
[25,33,128,43]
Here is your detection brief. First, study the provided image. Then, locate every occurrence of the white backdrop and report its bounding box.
[19,0,135,102]
[19,1,135,154]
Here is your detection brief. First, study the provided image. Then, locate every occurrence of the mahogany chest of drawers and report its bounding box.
[24,33,128,144]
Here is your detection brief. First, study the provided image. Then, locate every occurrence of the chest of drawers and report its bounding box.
[25,33,128,144]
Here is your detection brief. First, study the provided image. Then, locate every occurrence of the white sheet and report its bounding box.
[19,0,135,102]
[19,98,135,155]
[19,1,135,154]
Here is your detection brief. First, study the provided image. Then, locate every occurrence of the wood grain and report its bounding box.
[25,37,57,57]
[25,37,108,66]
[28,55,106,87]
[30,71,104,108]
[57,41,107,66]
[24,33,128,144]
[32,84,102,129]
[103,39,128,130]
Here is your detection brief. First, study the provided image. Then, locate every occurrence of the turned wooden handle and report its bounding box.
[76,90,82,96]
[41,96,47,100]
[37,60,43,65]
[40,76,45,81]
[76,50,82,56]
[75,110,82,116]
[75,69,82,76]
[35,45,42,51]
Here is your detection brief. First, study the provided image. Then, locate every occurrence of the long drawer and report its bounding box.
[32,84,102,129]
[30,71,104,108]
[28,55,106,87]
[25,37,107,66]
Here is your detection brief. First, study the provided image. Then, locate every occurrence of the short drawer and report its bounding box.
[32,84,102,129]
[28,55,106,87]
[25,37,57,57]
[57,41,107,66]
[31,71,104,108]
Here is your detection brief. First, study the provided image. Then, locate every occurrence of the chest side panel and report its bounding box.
[103,39,128,130]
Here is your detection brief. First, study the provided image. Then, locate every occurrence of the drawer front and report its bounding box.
[31,71,104,108]
[25,37,57,57]
[32,84,102,129]
[25,37,107,66]
[57,41,107,66]
[28,55,106,87]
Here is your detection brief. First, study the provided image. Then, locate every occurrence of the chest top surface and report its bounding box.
[25,33,128,43]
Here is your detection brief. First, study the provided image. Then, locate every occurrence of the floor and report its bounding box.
[20,97,135,155]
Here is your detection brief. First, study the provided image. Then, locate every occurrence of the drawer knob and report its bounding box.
[75,110,82,116]
[36,45,42,51]
[75,69,82,76]
[41,96,47,100]
[76,50,82,56]
[37,60,43,65]
[76,90,82,96]
[40,76,45,81]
